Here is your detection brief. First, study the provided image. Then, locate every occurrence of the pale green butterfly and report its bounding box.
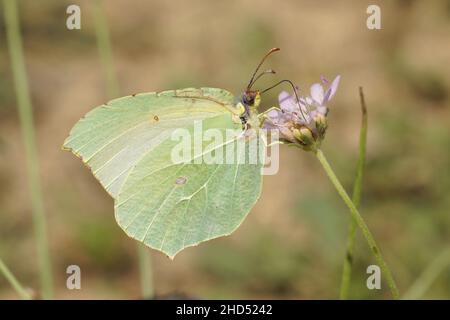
[63,48,280,258]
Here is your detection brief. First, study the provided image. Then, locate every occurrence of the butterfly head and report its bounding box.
[236,90,261,127]
[242,90,261,109]
[237,48,280,126]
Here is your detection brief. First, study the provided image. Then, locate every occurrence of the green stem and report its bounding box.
[137,245,154,299]
[340,87,368,299]
[0,257,32,300]
[315,149,399,299]
[3,0,53,299]
[403,247,450,299]
[93,0,120,99]
[93,0,153,298]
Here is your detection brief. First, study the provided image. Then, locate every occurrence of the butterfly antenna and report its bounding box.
[247,48,280,90]
[249,69,276,88]
[261,79,308,122]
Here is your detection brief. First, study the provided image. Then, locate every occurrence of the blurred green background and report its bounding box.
[1,0,450,299]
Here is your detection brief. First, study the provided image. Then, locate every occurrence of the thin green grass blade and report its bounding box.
[92,0,152,297]
[403,247,450,299]
[3,0,53,299]
[93,0,120,98]
[340,87,368,299]
[0,257,32,300]
[137,244,154,298]
[316,149,399,299]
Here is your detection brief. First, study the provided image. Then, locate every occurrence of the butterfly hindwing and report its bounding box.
[64,87,264,257]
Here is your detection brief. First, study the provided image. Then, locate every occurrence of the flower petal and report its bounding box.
[263,110,280,129]
[267,109,281,121]
[310,83,324,105]
[316,106,327,115]
[319,75,341,105]
[328,75,341,100]
[278,91,299,113]
[278,91,290,103]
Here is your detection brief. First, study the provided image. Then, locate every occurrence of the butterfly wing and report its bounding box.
[63,88,236,197]
[64,87,264,258]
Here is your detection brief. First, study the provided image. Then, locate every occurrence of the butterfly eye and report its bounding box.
[243,91,256,105]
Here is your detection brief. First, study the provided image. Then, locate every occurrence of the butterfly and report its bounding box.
[63,48,280,258]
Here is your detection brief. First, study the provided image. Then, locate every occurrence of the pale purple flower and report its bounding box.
[263,75,341,147]
[278,91,312,124]
[307,75,341,116]
[263,108,297,142]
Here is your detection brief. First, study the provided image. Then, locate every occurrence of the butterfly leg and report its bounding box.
[257,106,280,127]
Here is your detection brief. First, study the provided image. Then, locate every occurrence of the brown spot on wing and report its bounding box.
[175,176,187,185]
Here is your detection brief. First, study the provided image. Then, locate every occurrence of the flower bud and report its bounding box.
[293,126,314,146]
[314,113,328,139]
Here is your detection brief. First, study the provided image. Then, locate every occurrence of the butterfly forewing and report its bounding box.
[63,88,235,197]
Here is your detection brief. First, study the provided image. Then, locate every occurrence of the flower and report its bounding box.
[262,75,341,150]
[307,75,340,117]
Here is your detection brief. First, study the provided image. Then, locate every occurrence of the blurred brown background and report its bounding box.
[1,0,449,299]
